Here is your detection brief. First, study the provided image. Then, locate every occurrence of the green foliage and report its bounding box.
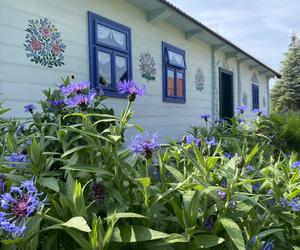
[1,77,300,249]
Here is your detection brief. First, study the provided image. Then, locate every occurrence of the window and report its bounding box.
[88,12,132,97]
[252,84,259,109]
[162,42,186,103]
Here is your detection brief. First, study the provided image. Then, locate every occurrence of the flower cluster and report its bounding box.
[185,135,201,146]
[0,180,44,236]
[7,152,30,167]
[24,104,36,114]
[289,197,300,211]
[130,131,159,159]
[217,190,227,200]
[60,81,96,109]
[118,80,145,102]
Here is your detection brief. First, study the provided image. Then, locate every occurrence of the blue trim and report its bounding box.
[162,42,186,103]
[252,83,259,109]
[88,11,132,98]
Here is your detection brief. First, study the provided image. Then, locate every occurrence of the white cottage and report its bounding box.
[0,0,280,141]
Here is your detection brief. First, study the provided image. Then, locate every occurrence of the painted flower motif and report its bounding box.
[7,153,30,167]
[205,136,217,146]
[118,80,145,102]
[65,93,96,109]
[130,131,159,159]
[185,135,201,146]
[235,105,248,114]
[24,104,36,114]
[24,18,66,68]
[291,161,300,170]
[0,180,44,237]
[200,114,210,122]
[30,39,43,51]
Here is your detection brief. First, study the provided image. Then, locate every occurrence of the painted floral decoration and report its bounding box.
[195,68,205,92]
[139,51,157,82]
[242,92,248,105]
[24,18,66,68]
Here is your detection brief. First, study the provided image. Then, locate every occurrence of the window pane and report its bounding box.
[115,56,128,83]
[177,72,183,97]
[98,51,111,86]
[167,50,185,68]
[167,69,175,96]
[97,24,126,50]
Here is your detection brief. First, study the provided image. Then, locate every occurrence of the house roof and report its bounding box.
[127,0,281,78]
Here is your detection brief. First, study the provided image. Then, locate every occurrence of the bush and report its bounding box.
[0,78,300,249]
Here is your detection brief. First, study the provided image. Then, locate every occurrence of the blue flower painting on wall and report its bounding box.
[24,18,66,68]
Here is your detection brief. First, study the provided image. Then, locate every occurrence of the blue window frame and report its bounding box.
[88,12,132,97]
[252,84,259,109]
[162,42,186,103]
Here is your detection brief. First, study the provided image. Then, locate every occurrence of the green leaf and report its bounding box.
[256,228,283,239]
[220,218,245,250]
[62,216,91,232]
[165,165,185,182]
[38,177,59,192]
[111,225,169,242]
[136,177,151,188]
[61,164,114,176]
[106,212,148,221]
[61,145,89,158]
[191,234,225,249]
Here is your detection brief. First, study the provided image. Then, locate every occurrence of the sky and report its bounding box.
[168,0,300,73]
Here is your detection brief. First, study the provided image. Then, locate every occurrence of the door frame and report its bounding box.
[219,67,234,119]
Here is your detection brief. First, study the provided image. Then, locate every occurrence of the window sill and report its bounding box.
[163,96,186,104]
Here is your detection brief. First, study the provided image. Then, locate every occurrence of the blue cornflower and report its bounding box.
[117,80,145,102]
[235,105,248,114]
[264,239,274,250]
[204,217,214,231]
[253,109,263,116]
[7,152,30,167]
[0,174,5,194]
[130,131,159,159]
[279,198,289,208]
[24,104,36,114]
[291,161,300,170]
[205,136,217,146]
[200,114,210,122]
[185,135,201,146]
[252,183,261,192]
[0,180,44,237]
[224,152,233,159]
[65,93,96,109]
[49,99,65,107]
[217,190,227,200]
[60,80,90,96]
[246,164,253,173]
[215,118,226,124]
[16,124,25,136]
[289,197,300,211]
[220,179,227,188]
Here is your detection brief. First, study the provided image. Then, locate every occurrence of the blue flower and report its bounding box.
[60,81,90,96]
[264,239,274,250]
[0,180,44,237]
[16,124,25,136]
[289,197,300,211]
[224,152,233,159]
[217,190,227,200]
[49,99,64,107]
[235,105,248,114]
[229,200,237,209]
[24,104,36,114]
[246,164,253,173]
[291,161,300,170]
[205,136,217,146]
[252,183,261,192]
[215,118,226,125]
[118,80,145,101]
[130,131,159,159]
[204,217,214,231]
[200,114,210,122]
[65,93,96,109]
[279,198,289,208]
[185,135,201,146]
[7,152,30,167]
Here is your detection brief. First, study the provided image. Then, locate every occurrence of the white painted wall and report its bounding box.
[0,0,270,142]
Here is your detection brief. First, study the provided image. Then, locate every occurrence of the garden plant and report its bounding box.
[0,77,300,250]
